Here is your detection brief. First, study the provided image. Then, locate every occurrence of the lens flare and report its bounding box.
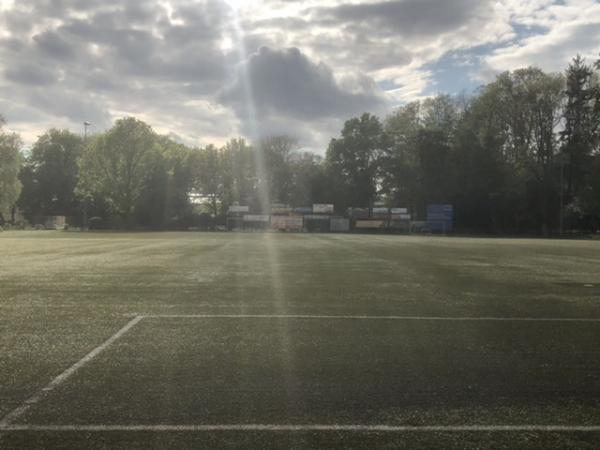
[226,0,299,425]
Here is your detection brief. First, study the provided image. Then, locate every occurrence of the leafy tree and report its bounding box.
[18,129,83,221]
[450,94,508,232]
[131,137,194,229]
[578,153,600,230]
[560,55,600,230]
[193,144,227,219]
[415,95,460,215]
[221,138,258,210]
[78,117,161,224]
[382,96,459,218]
[382,102,421,211]
[288,152,324,207]
[0,116,23,223]
[477,68,565,234]
[160,138,197,228]
[326,113,389,211]
[421,95,459,140]
[258,135,298,205]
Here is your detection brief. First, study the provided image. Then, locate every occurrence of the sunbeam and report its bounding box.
[225,0,300,420]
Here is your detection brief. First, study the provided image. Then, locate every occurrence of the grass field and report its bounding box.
[1,231,600,449]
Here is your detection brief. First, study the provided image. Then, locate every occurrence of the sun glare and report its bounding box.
[225,0,260,12]
[0,0,14,11]
[225,0,243,9]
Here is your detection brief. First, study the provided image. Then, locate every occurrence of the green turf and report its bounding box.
[1,231,600,449]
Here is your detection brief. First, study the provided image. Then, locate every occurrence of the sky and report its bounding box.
[0,0,599,152]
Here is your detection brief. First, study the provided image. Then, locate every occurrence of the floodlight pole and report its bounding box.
[82,121,91,231]
[559,152,565,236]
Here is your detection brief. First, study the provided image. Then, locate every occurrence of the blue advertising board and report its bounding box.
[426,204,453,232]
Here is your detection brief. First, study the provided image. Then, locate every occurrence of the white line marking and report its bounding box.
[143,314,600,322]
[0,316,144,428]
[2,424,600,432]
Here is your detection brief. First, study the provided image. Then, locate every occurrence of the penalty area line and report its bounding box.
[2,424,600,432]
[142,314,600,322]
[0,315,145,428]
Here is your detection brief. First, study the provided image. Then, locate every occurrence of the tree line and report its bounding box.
[1,55,599,235]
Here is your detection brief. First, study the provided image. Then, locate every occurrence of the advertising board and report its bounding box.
[355,220,386,229]
[228,205,249,213]
[271,204,291,215]
[243,214,270,222]
[313,204,334,214]
[271,215,303,230]
[330,218,350,232]
[426,204,453,232]
[372,207,389,215]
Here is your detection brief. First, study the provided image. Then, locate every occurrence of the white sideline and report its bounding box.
[2,424,600,432]
[0,315,144,428]
[144,314,600,322]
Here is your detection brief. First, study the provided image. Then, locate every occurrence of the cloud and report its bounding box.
[4,62,58,85]
[0,0,236,145]
[481,0,600,78]
[314,0,493,38]
[0,0,598,152]
[221,46,386,119]
[219,46,388,146]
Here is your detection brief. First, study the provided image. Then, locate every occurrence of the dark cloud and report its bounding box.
[33,30,77,60]
[4,63,58,86]
[314,0,492,37]
[25,88,111,127]
[217,46,388,148]
[220,46,386,121]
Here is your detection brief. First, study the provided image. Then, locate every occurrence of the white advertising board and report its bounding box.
[229,205,250,213]
[391,213,412,220]
[243,214,270,222]
[313,204,334,214]
[372,207,389,215]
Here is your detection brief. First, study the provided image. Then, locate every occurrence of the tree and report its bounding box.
[0,116,23,223]
[560,55,600,230]
[288,152,324,207]
[326,113,389,211]
[133,137,195,229]
[193,144,227,219]
[258,135,298,205]
[450,94,508,232]
[78,117,161,224]
[221,138,258,209]
[160,137,196,228]
[415,95,460,215]
[382,96,459,218]
[382,102,421,210]
[18,129,83,221]
[476,68,565,234]
[517,69,565,235]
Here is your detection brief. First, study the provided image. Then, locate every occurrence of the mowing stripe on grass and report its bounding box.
[0,315,144,428]
[2,424,600,432]
[143,314,600,322]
